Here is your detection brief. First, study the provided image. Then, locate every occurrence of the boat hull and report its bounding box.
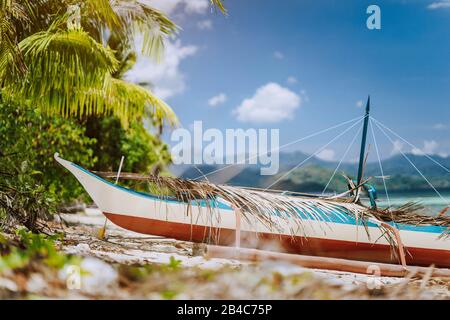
[103,212,450,267]
[55,153,450,268]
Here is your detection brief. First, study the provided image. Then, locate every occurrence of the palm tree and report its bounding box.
[0,0,225,126]
[0,0,226,230]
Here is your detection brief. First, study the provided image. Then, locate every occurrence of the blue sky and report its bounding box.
[129,0,450,162]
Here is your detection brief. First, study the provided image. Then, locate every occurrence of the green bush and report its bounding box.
[0,101,173,209]
[0,102,97,203]
[0,156,55,231]
[85,116,172,175]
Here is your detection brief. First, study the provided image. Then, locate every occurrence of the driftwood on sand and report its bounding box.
[203,245,450,278]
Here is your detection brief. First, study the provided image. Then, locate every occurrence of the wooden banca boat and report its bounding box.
[54,153,450,268]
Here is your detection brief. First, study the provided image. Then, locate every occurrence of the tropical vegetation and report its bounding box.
[0,0,224,230]
[0,0,178,124]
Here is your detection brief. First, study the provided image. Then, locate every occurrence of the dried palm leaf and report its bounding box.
[94,171,450,260]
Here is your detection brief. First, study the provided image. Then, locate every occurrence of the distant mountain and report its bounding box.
[363,154,450,177]
[170,152,450,193]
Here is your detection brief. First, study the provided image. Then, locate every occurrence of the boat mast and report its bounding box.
[356,95,370,186]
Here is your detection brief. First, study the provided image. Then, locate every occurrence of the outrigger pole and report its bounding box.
[356,96,370,187]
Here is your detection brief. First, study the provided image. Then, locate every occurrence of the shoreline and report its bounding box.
[1,208,448,299]
[48,208,449,299]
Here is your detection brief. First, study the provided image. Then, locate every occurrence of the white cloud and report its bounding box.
[184,0,210,13]
[316,149,335,162]
[141,0,209,15]
[287,76,298,85]
[273,51,284,60]
[392,139,444,157]
[139,0,181,15]
[438,152,449,158]
[427,1,450,9]
[391,139,404,155]
[233,82,301,123]
[411,140,439,156]
[433,123,448,130]
[126,1,212,100]
[356,100,364,108]
[125,40,198,100]
[208,93,227,107]
[197,19,213,30]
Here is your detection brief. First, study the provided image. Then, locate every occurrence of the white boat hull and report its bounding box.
[55,153,450,267]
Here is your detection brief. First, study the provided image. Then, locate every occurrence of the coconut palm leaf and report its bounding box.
[97,169,450,250]
[1,27,118,116]
[135,175,375,233]
[139,176,450,261]
[84,0,121,30]
[0,0,33,73]
[109,1,178,61]
[1,22,179,125]
[104,77,179,126]
[0,0,226,125]
[164,177,411,257]
[370,202,450,238]
[0,0,181,125]
[211,0,228,15]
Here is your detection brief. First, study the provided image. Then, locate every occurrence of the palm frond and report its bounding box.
[211,0,228,15]
[142,175,413,258]
[371,202,450,238]
[94,170,450,260]
[0,0,190,126]
[1,16,179,125]
[1,28,118,117]
[111,1,178,61]
[83,0,121,30]
[124,175,378,233]
[0,0,33,73]
[103,77,179,127]
[141,176,450,261]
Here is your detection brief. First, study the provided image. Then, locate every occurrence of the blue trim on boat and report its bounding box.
[71,163,447,235]
[71,163,232,210]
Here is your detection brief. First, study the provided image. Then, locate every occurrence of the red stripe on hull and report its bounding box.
[104,212,450,268]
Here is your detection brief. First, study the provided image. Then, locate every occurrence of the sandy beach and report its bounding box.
[16,208,443,299]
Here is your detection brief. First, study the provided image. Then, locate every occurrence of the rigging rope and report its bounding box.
[372,117,450,174]
[369,119,392,211]
[321,123,363,195]
[193,164,211,183]
[264,117,364,191]
[193,116,364,181]
[374,121,450,207]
